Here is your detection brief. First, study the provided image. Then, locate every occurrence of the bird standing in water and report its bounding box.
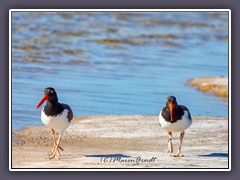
[159,96,192,157]
[36,87,73,159]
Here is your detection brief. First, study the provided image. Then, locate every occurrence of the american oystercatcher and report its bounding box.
[36,87,73,159]
[159,96,192,157]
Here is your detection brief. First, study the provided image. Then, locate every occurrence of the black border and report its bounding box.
[10,9,230,171]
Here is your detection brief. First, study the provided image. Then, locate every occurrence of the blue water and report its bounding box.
[11,11,229,130]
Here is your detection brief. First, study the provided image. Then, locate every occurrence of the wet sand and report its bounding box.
[12,115,229,169]
[187,76,228,98]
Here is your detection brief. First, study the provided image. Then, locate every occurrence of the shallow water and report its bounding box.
[11,11,229,130]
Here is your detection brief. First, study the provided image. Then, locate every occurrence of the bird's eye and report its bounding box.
[50,90,54,94]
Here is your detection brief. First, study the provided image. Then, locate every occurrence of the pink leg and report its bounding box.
[167,132,173,153]
[173,132,185,157]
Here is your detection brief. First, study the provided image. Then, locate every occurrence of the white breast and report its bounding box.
[41,108,70,135]
[159,110,192,132]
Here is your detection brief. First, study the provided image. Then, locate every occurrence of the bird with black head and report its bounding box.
[159,96,192,157]
[36,87,73,159]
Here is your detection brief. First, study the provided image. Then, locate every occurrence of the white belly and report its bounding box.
[41,108,70,135]
[159,110,192,132]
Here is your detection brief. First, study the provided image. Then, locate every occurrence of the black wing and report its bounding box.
[179,105,192,120]
[61,103,73,122]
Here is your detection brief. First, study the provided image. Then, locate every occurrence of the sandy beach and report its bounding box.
[187,76,228,98]
[12,115,229,169]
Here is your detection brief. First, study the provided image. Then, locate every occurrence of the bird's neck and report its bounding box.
[45,100,59,110]
[172,104,178,112]
[44,100,63,116]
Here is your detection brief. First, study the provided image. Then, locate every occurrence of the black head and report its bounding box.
[36,87,58,109]
[166,96,177,106]
[44,87,58,101]
[165,96,177,121]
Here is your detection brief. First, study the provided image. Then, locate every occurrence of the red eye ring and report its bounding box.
[50,90,54,94]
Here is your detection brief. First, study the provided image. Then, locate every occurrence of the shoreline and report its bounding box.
[187,76,228,98]
[12,115,228,169]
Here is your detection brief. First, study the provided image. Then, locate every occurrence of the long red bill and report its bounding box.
[36,94,49,109]
[168,103,174,122]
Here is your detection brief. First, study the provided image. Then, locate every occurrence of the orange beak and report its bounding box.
[168,103,174,121]
[36,94,49,109]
